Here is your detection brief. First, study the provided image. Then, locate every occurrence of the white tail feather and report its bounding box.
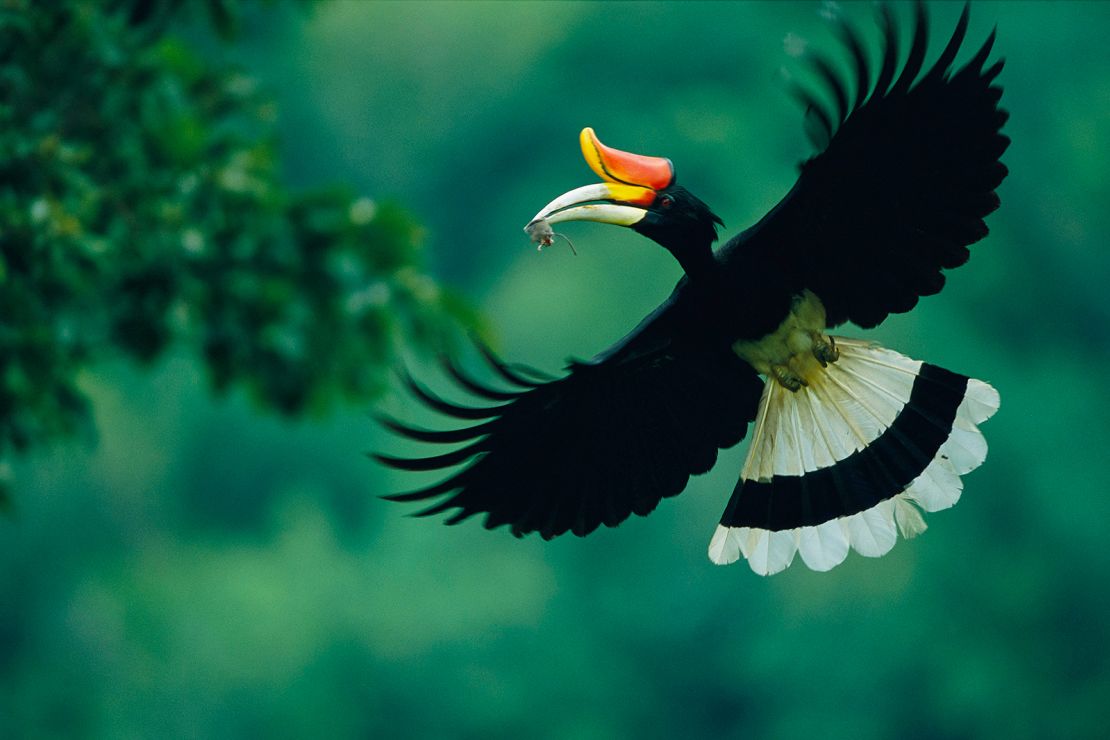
[798,519,849,572]
[711,339,999,575]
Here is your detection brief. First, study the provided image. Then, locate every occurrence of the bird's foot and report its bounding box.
[771,364,807,392]
[812,334,839,367]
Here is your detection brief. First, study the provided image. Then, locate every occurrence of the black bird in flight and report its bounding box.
[377,3,1008,575]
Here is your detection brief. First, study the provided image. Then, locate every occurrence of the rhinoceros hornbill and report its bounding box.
[377,2,1007,575]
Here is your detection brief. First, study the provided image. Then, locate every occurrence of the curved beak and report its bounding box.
[526,181,656,230]
[524,128,674,233]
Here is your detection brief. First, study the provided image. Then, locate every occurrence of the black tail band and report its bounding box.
[721,364,968,531]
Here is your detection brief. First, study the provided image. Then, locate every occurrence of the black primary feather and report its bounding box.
[376,343,762,539]
[724,0,1009,330]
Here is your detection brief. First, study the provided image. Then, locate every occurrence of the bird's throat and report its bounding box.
[670,241,718,281]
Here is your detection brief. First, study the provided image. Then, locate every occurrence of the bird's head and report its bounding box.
[526,128,723,270]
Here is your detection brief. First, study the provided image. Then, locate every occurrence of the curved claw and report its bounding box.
[811,334,840,368]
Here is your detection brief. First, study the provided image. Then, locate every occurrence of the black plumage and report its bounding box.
[376,2,1008,566]
[379,344,762,539]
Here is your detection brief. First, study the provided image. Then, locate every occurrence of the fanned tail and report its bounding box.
[708,338,999,575]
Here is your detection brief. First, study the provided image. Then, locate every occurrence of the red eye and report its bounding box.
[659,194,675,209]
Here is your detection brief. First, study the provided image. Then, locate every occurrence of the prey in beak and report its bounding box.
[524,128,676,248]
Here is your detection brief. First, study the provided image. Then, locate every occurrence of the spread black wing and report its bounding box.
[742,2,1009,328]
[376,340,762,539]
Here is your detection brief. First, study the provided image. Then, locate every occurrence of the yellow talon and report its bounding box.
[812,334,839,367]
[771,364,807,392]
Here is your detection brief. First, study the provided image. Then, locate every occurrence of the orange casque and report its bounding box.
[579,127,675,192]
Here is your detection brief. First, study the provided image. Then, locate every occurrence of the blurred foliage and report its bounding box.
[1,2,1110,739]
[0,0,473,502]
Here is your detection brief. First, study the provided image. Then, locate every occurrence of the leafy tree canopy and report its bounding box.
[0,0,473,503]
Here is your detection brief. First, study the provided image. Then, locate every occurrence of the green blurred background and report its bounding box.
[3,1,1109,737]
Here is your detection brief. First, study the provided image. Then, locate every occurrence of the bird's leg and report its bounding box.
[771,364,807,392]
[811,333,839,367]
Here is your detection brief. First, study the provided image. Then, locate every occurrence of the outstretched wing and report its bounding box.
[376,341,762,539]
[743,2,1009,328]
